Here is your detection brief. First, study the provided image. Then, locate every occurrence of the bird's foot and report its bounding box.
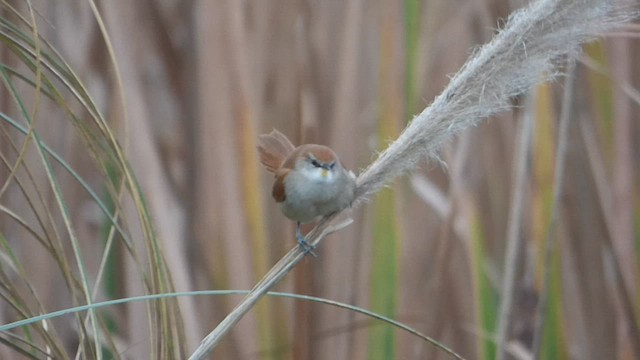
[296,229,317,257]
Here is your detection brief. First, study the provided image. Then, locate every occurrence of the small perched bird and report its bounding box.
[257,130,356,254]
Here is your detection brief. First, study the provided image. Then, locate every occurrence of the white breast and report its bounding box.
[281,167,355,223]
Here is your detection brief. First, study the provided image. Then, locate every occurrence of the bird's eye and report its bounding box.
[329,162,336,169]
[310,159,321,168]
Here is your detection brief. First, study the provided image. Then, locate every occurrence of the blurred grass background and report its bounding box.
[0,0,639,359]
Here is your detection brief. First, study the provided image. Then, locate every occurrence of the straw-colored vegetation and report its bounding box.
[0,0,638,359]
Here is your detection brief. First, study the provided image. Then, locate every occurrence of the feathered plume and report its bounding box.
[353,0,635,205]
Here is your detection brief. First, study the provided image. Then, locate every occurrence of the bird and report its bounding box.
[257,129,356,255]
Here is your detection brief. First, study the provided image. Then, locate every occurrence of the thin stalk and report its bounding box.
[495,95,535,360]
[531,62,576,358]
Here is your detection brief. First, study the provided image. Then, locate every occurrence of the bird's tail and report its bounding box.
[257,129,296,173]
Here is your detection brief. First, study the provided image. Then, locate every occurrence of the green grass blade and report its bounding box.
[470,212,497,360]
[0,290,465,359]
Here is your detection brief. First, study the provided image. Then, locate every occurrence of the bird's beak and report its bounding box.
[321,169,329,177]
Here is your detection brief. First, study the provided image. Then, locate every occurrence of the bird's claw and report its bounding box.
[296,233,317,257]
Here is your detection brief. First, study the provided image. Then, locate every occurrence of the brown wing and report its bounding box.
[272,169,289,202]
[257,129,296,173]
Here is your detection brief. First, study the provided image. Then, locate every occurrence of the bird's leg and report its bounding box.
[296,222,317,257]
